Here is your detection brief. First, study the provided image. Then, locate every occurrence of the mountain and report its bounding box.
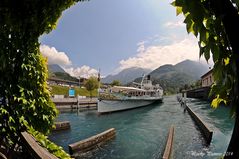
[48,64,79,82]
[149,64,176,79]
[149,60,209,80]
[48,64,66,73]
[51,72,79,82]
[174,60,208,79]
[102,67,151,84]
[134,60,209,94]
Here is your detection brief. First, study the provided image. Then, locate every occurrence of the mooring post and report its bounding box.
[77,95,79,110]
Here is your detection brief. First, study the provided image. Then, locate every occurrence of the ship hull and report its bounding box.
[98,98,163,113]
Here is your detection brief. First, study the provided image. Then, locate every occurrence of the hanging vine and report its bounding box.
[173,0,239,158]
[0,0,85,158]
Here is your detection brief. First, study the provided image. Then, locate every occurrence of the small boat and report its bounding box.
[98,75,163,113]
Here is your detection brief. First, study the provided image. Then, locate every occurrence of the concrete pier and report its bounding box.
[185,105,213,144]
[177,97,213,144]
[68,128,116,155]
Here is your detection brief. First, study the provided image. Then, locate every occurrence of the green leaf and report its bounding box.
[20,116,29,126]
[171,1,176,6]
[175,0,184,6]
[22,98,27,104]
[204,45,210,61]
[9,116,15,123]
[1,108,8,114]
[232,0,239,8]
[205,31,209,41]
[211,43,219,62]
[192,23,198,37]
[186,19,194,34]
[188,0,204,24]
[224,57,230,66]
[9,126,16,131]
[176,6,183,15]
[199,27,207,44]
[211,95,227,108]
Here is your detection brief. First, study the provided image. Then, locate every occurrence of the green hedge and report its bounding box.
[50,85,98,97]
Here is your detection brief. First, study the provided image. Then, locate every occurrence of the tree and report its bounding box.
[173,0,239,158]
[0,1,85,158]
[195,80,202,88]
[184,84,190,90]
[111,80,121,86]
[84,77,99,99]
[190,80,202,89]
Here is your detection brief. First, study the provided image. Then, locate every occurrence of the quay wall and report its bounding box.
[185,105,213,144]
[177,97,213,144]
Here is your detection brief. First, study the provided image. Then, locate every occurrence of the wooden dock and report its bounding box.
[52,97,97,110]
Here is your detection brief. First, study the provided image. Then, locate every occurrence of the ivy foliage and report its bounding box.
[0,0,85,157]
[28,127,72,159]
[172,0,239,114]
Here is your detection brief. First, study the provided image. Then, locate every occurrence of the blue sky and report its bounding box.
[40,0,206,77]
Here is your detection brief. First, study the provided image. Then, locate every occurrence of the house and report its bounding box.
[201,69,214,87]
[184,69,213,100]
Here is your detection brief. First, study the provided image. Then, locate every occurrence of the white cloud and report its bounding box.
[64,65,98,78]
[40,45,72,66]
[164,15,185,29]
[137,41,146,53]
[118,36,201,71]
[40,45,100,78]
[164,20,185,28]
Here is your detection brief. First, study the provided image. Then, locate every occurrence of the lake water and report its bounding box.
[49,95,234,159]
